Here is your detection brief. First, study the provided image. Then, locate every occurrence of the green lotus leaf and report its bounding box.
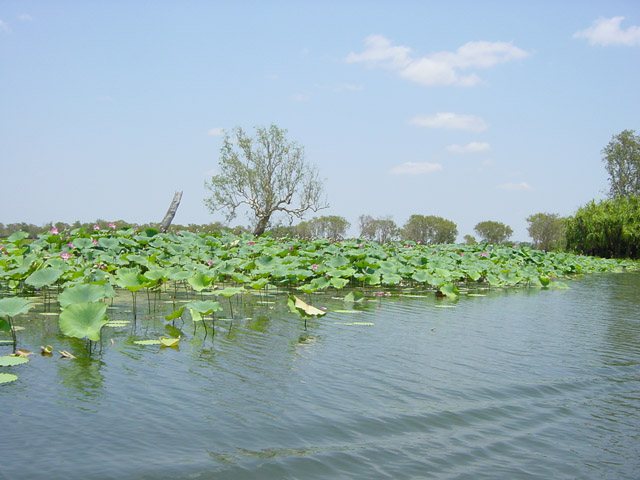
[72,237,94,249]
[438,283,460,298]
[216,287,246,298]
[329,277,349,289]
[165,306,185,321]
[187,272,213,292]
[344,291,364,302]
[98,237,120,250]
[7,231,30,244]
[325,256,349,268]
[0,297,34,318]
[25,268,63,288]
[114,268,147,292]
[0,373,19,384]
[0,355,29,366]
[58,284,107,307]
[185,300,223,315]
[133,339,162,345]
[59,302,109,341]
[249,278,269,290]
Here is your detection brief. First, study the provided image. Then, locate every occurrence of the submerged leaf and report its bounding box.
[133,339,163,345]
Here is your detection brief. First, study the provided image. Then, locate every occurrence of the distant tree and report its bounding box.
[463,234,477,245]
[204,124,328,236]
[402,215,457,244]
[307,215,350,240]
[474,221,513,244]
[602,129,640,199]
[526,213,565,250]
[358,215,397,243]
[565,196,640,258]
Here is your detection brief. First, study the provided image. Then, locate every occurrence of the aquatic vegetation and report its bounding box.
[0,227,637,358]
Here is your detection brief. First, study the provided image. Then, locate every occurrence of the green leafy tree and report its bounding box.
[526,213,566,251]
[463,234,477,245]
[358,215,397,243]
[402,215,458,244]
[474,221,513,244]
[204,124,328,236]
[602,130,640,199]
[296,216,350,240]
[565,196,640,258]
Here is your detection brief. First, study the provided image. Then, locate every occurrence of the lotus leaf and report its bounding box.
[0,373,19,384]
[58,284,107,307]
[59,302,109,341]
[0,297,34,318]
[25,268,63,288]
[288,296,327,318]
[0,355,29,366]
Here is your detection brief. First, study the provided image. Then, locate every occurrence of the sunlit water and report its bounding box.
[2,273,639,479]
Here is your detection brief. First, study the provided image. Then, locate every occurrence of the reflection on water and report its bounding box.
[1,273,639,479]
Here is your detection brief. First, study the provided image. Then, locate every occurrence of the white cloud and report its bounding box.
[389,162,443,175]
[264,73,279,80]
[346,35,529,86]
[410,112,488,132]
[446,142,490,153]
[0,18,10,32]
[497,182,532,191]
[207,127,225,137]
[18,13,33,21]
[291,93,309,102]
[574,17,640,46]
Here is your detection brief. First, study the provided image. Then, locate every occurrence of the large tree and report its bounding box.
[204,125,328,236]
[358,215,397,243]
[526,212,565,251]
[474,220,513,244]
[402,214,458,244]
[602,129,640,198]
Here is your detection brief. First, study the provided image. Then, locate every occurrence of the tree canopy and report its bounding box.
[526,213,565,251]
[204,124,328,236]
[401,215,457,244]
[474,221,513,244]
[602,129,640,199]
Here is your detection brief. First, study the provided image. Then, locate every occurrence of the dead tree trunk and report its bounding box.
[158,191,183,233]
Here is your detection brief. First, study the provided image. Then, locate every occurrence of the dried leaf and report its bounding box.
[59,350,76,359]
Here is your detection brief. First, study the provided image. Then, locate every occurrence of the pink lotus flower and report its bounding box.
[358,243,364,247]
[248,241,255,246]
[480,252,488,257]
[109,222,116,229]
[92,239,98,245]
[93,224,100,230]
[312,264,318,270]
[50,227,59,235]
[60,252,71,260]
[68,242,74,248]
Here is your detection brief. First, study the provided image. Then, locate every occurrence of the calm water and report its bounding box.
[1,273,639,479]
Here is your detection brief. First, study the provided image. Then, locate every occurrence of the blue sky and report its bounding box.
[1,1,639,241]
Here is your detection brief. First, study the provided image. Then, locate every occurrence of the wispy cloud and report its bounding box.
[334,83,364,93]
[574,17,640,46]
[264,73,279,80]
[389,162,443,175]
[291,93,309,102]
[18,13,33,21]
[410,112,488,132]
[346,35,529,86]
[497,182,532,191]
[0,18,10,33]
[446,142,490,153]
[207,127,225,137]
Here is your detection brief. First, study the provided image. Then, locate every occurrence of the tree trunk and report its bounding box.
[252,215,270,236]
[158,191,183,233]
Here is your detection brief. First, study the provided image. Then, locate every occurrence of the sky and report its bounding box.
[1,1,639,241]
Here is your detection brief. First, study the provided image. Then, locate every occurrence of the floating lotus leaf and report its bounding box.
[0,373,18,384]
[288,296,327,318]
[25,268,63,288]
[159,336,180,347]
[59,302,109,341]
[0,355,29,366]
[0,297,34,318]
[58,284,107,307]
[133,339,162,345]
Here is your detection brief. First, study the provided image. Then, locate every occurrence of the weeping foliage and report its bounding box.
[565,196,640,259]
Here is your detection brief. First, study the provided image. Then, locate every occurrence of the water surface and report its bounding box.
[2,274,639,479]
